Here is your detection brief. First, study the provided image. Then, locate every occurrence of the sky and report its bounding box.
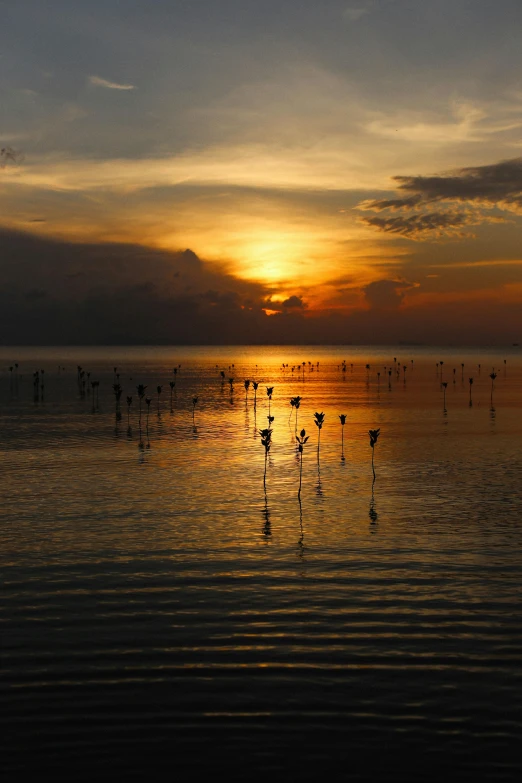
[1,0,522,344]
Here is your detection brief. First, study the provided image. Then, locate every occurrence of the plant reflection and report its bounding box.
[262,492,271,538]
[369,481,378,530]
[297,497,305,559]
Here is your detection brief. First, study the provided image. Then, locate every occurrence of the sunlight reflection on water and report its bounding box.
[2,346,522,778]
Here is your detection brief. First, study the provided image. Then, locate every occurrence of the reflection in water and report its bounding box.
[297,497,305,558]
[262,491,271,538]
[369,478,378,530]
[2,348,522,781]
[315,466,324,499]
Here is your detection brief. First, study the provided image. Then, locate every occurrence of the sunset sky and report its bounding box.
[2,0,522,344]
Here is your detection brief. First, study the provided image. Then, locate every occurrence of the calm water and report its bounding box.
[2,345,522,779]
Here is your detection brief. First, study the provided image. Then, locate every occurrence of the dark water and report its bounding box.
[2,346,522,779]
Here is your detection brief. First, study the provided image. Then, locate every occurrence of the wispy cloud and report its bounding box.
[362,210,507,240]
[89,75,135,91]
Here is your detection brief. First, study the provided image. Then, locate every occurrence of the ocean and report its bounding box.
[2,345,522,779]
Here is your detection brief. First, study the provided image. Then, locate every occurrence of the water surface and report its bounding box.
[2,346,522,779]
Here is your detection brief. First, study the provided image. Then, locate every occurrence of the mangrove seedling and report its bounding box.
[259,427,273,489]
[369,428,380,481]
[126,395,132,425]
[469,377,474,407]
[266,386,274,422]
[339,414,347,461]
[292,396,302,433]
[244,379,250,403]
[136,384,147,428]
[296,428,309,499]
[156,385,162,413]
[442,381,448,411]
[252,381,259,409]
[169,381,175,408]
[314,411,325,461]
[489,372,497,406]
[192,395,198,423]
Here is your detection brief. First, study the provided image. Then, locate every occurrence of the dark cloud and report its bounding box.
[362,211,470,238]
[1,227,519,347]
[363,279,415,310]
[358,157,522,239]
[393,158,522,205]
[0,228,275,344]
[282,295,305,310]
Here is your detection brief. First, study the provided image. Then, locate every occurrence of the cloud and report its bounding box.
[1,228,521,346]
[89,76,135,91]
[391,158,522,206]
[363,279,416,310]
[282,295,305,310]
[362,210,507,240]
[358,157,522,239]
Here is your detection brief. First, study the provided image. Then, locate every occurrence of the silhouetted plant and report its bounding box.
[293,395,302,433]
[169,380,175,408]
[266,386,274,423]
[137,384,147,428]
[469,377,474,407]
[113,383,122,420]
[126,395,132,425]
[339,414,347,461]
[156,385,162,414]
[252,381,259,409]
[229,377,234,392]
[314,412,325,461]
[369,428,380,481]
[145,396,151,428]
[260,427,273,489]
[192,395,198,423]
[244,379,250,403]
[296,428,309,499]
[442,381,448,411]
[489,372,497,406]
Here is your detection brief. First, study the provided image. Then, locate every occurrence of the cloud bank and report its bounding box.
[2,228,520,346]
